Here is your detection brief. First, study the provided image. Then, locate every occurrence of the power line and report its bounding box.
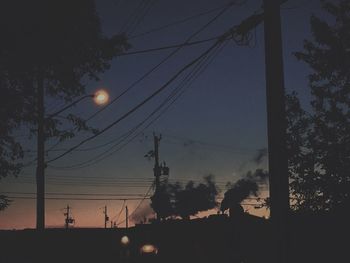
[2,192,151,197]
[117,183,154,226]
[19,175,155,182]
[12,174,260,191]
[128,1,241,39]
[49,45,228,170]
[118,36,222,57]
[111,199,126,222]
[3,179,232,187]
[5,185,152,189]
[161,133,258,154]
[4,191,266,201]
[7,196,150,201]
[46,10,265,164]
[47,33,230,164]
[119,0,155,35]
[126,0,158,36]
[84,1,236,123]
[47,21,231,171]
[61,15,260,168]
[47,42,225,170]
[44,3,235,157]
[8,176,236,186]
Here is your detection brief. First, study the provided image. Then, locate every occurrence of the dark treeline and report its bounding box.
[0,0,128,207]
[286,0,350,214]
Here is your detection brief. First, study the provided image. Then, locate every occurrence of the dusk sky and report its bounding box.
[0,0,322,229]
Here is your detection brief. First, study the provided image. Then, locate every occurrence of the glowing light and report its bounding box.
[140,244,158,255]
[121,235,130,246]
[94,89,109,105]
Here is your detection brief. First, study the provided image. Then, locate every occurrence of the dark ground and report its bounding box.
[0,213,348,263]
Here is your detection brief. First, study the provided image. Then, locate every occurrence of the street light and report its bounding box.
[48,89,109,118]
[35,89,109,230]
[139,243,159,263]
[120,235,131,262]
[93,89,109,105]
[121,235,130,246]
[140,244,158,255]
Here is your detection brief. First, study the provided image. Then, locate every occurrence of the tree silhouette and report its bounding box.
[0,0,128,207]
[289,0,350,212]
[174,175,218,220]
[0,195,11,211]
[150,175,219,220]
[150,182,176,221]
[220,169,268,216]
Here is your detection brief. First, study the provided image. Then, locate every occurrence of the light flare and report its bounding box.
[94,89,109,105]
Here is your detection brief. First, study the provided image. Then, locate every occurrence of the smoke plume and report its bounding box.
[130,203,154,224]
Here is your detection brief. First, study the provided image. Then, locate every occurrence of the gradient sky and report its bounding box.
[0,0,323,229]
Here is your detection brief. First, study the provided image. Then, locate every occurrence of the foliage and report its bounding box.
[150,182,176,220]
[0,195,11,211]
[150,175,219,220]
[289,0,350,211]
[0,0,129,211]
[0,0,129,179]
[220,169,268,213]
[173,175,218,220]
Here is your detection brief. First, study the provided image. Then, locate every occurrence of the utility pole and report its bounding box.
[64,205,74,229]
[263,0,290,262]
[150,133,170,221]
[153,133,161,196]
[64,205,70,229]
[36,74,45,230]
[33,90,107,230]
[103,206,109,229]
[125,205,129,229]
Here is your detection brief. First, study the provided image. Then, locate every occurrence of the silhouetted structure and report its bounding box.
[1,211,347,263]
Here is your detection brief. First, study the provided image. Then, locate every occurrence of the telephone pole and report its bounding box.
[34,90,107,230]
[151,133,170,221]
[153,133,161,196]
[263,0,290,262]
[103,206,109,229]
[36,75,45,230]
[125,205,129,229]
[64,205,74,229]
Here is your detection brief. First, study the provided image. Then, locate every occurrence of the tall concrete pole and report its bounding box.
[263,0,290,262]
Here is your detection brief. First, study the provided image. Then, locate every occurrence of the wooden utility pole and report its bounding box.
[64,205,71,229]
[153,133,161,197]
[36,75,45,230]
[125,206,129,229]
[149,133,169,221]
[103,206,109,229]
[263,0,290,262]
